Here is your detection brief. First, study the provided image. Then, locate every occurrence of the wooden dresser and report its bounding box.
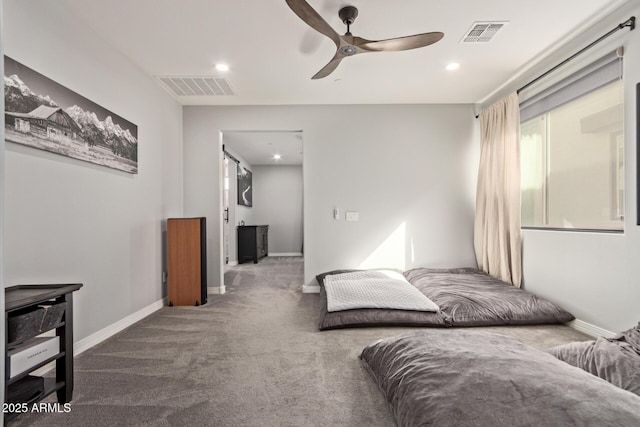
[237,225,268,264]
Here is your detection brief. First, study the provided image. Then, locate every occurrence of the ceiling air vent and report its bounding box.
[461,22,507,43]
[156,76,236,97]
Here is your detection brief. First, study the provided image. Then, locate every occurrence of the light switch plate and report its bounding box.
[346,211,359,221]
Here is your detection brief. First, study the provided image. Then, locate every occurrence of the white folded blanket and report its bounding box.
[324,270,440,313]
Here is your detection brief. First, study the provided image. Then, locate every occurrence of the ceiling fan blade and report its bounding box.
[285,0,340,48]
[355,32,444,52]
[311,52,345,80]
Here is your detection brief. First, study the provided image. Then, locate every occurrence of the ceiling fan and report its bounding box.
[285,0,444,79]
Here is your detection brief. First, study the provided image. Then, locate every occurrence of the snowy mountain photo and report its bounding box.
[4,56,138,173]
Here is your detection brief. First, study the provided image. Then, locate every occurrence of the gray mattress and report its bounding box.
[360,330,640,427]
[318,268,573,330]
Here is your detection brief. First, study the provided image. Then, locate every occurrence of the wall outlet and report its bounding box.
[346,211,359,221]
[333,208,340,220]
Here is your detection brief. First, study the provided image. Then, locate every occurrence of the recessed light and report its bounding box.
[446,62,460,71]
[215,63,230,72]
[273,154,282,160]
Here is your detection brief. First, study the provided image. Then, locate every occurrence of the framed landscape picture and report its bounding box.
[237,166,252,207]
[4,56,138,173]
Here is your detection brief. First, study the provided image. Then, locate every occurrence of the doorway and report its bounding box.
[221,131,304,285]
[222,155,231,267]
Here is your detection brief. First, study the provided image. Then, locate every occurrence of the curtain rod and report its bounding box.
[517,16,634,94]
[475,16,635,119]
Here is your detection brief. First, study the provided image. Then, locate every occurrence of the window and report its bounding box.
[520,52,624,231]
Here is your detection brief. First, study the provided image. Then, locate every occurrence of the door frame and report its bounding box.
[217,130,304,290]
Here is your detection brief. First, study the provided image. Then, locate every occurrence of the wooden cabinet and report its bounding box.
[237,225,268,264]
[4,284,82,420]
[167,217,207,306]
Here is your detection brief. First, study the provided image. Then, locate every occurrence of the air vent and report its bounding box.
[156,76,236,97]
[461,22,507,43]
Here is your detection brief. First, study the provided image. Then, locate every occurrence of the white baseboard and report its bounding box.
[74,297,166,357]
[226,261,238,266]
[30,298,166,376]
[269,253,303,257]
[568,319,616,338]
[302,284,320,293]
[208,286,226,295]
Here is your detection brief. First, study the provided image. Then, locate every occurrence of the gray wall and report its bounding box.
[252,165,303,255]
[3,1,183,341]
[183,104,479,289]
[482,2,640,333]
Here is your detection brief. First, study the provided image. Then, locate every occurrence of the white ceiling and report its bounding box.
[60,0,625,106]
[58,0,627,164]
[224,131,303,166]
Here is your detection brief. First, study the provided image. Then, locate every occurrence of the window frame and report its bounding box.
[520,78,625,233]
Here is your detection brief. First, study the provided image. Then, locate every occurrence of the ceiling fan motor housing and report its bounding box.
[339,6,358,26]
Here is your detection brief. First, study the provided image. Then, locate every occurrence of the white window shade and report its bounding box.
[520,50,622,123]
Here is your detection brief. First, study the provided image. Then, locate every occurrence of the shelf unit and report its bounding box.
[4,284,82,420]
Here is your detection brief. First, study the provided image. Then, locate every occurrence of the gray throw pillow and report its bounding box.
[548,326,640,396]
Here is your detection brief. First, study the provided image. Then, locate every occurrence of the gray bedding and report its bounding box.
[405,267,574,326]
[360,330,640,427]
[549,325,640,396]
[317,267,573,330]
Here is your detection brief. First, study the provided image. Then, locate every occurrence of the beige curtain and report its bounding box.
[474,92,522,287]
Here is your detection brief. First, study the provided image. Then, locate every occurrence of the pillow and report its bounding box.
[316,268,407,287]
[548,326,640,396]
[324,270,439,312]
[315,269,360,287]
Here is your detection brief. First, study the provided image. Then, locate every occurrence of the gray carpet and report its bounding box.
[12,256,590,426]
